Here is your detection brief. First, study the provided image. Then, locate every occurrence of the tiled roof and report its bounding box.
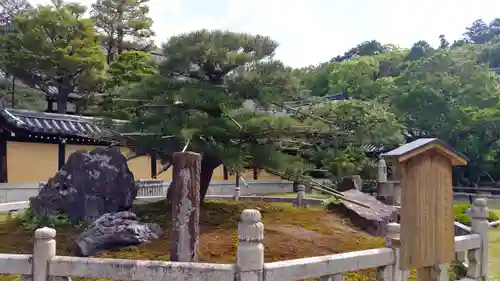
[0,107,126,139]
[362,143,390,153]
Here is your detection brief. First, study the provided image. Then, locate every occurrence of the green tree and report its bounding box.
[464,19,490,44]
[438,35,450,49]
[303,100,404,180]
[0,2,106,113]
[107,50,157,89]
[331,40,388,62]
[107,30,327,203]
[90,0,154,64]
[0,0,30,26]
[386,47,500,183]
[405,40,434,61]
[94,50,157,118]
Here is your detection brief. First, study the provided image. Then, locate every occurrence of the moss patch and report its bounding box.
[0,200,386,281]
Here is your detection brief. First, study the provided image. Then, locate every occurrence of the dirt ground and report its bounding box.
[0,200,385,281]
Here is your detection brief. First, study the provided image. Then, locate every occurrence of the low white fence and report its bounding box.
[0,198,489,281]
[0,179,294,203]
[0,188,323,214]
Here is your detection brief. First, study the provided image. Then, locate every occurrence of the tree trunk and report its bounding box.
[106,40,114,64]
[116,4,124,55]
[166,154,222,206]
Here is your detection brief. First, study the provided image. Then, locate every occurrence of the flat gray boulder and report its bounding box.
[74,211,162,257]
[327,189,398,236]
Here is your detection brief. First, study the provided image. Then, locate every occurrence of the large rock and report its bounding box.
[74,211,162,257]
[29,147,137,223]
[337,175,362,192]
[327,190,397,236]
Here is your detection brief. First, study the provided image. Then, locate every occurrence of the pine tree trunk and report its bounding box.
[166,154,221,206]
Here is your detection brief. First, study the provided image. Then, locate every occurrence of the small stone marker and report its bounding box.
[382,138,467,277]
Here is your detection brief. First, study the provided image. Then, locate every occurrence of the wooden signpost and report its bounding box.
[382,138,468,280]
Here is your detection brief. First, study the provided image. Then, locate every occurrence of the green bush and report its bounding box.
[453,203,499,226]
[17,208,71,231]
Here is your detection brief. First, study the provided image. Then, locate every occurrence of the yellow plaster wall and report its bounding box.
[227,168,254,180]
[212,165,225,180]
[67,145,152,180]
[119,147,152,179]
[155,160,172,181]
[6,141,282,183]
[7,141,58,183]
[155,163,225,181]
[227,168,280,181]
[257,169,280,180]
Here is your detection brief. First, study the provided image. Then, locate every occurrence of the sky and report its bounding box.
[26,0,500,68]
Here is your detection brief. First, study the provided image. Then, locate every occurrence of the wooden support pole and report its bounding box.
[170,151,201,262]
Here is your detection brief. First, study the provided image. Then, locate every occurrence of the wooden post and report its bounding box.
[170,151,201,262]
[382,138,468,281]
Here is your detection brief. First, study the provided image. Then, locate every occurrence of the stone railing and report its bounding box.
[0,179,294,203]
[0,184,322,214]
[0,198,490,281]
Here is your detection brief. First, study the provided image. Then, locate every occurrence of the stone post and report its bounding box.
[377,158,387,183]
[383,223,410,281]
[467,198,489,281]
[295,184,305,208]
[237,209,264,281]
[171,151,201,262]
[234,186,241,201]
[33,227,56,281]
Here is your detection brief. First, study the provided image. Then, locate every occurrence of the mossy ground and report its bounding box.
[0,200,385,281]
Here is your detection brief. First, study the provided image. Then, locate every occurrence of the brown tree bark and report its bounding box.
[170,151,201,262]
[166,154,222,206]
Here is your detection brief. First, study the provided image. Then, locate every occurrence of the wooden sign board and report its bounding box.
[382,138,467,270]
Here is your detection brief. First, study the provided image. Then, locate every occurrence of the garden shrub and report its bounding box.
[17,208,72,231]
[453,203,499,226]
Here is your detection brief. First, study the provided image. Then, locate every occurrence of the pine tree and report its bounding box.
[90,0,154,64]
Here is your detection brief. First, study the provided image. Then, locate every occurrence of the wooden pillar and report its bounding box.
[0,132,7,183]
[171,151,201,262]
[57,139,65,170]
[46,97,54,112]
[253,168,258,180]
[223,165,228,180]
[150,153,157,178]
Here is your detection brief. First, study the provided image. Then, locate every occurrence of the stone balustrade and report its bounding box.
[0,198,489,281]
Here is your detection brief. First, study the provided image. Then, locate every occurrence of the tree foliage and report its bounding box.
[0,0,30,26]
[6,6,500,193]
[105,30,405,202]
[90,0,154,64]
[0,2,106,113]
